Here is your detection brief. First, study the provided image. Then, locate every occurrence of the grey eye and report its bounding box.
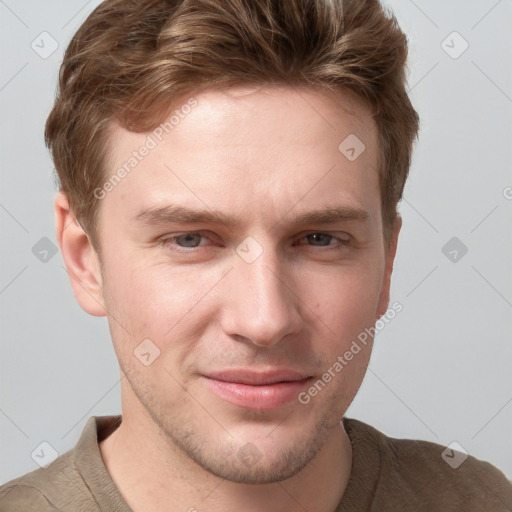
[305,233,333,246]
[175,233,204,247]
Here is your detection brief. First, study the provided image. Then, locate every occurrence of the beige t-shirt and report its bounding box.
[1,415,511,511]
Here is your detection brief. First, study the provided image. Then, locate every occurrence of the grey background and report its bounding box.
[1,0,511,484]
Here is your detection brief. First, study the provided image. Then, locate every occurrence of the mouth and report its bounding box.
[202,369,313,410]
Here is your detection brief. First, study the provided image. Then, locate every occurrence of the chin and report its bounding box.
[169,417,333,485]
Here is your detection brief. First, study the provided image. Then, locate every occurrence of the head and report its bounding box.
[50,0,418,484]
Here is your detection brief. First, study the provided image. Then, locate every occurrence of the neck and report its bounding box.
[100,388,353,512]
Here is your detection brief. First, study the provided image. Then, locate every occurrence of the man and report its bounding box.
[1,0,510,510]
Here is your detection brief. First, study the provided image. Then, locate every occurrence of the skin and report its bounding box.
[55,84,401,512]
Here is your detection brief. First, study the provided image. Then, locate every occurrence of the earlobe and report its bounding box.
[54,191,106,317]
[376,216,402,320]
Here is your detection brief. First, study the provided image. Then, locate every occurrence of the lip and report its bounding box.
[202,369,312,410]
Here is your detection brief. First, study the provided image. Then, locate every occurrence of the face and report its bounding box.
[67,85,398,484]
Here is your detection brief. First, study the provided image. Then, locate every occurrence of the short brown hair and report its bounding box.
[45,0,419,250]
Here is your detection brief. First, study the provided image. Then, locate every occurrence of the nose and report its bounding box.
[220,245,303,348]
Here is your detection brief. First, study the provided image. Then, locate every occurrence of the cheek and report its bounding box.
[298,266,381,411]
[100,240,385,365]
[101,257,221,347]
[299,258,384,341]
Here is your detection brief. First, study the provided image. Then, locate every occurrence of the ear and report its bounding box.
[376,216,402,320]
[54,191,106,317]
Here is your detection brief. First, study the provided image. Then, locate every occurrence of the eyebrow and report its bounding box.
[133,204,369,228]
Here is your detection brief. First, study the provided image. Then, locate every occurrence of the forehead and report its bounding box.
[102,85,380,227]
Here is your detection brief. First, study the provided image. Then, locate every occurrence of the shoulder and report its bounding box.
[0,450,75,511]
[0,440,100,512]
[344,417,512,510]
[0,481,60,511]
[0,415,123,512]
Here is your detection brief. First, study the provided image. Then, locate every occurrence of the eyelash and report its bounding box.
[158,231,351,253]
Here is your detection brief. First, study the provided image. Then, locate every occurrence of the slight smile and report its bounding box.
[202,369,313,410]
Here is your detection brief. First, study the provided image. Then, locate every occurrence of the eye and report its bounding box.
[296,232,351,249]
[157,231,352,255]
[159,232,213,251]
